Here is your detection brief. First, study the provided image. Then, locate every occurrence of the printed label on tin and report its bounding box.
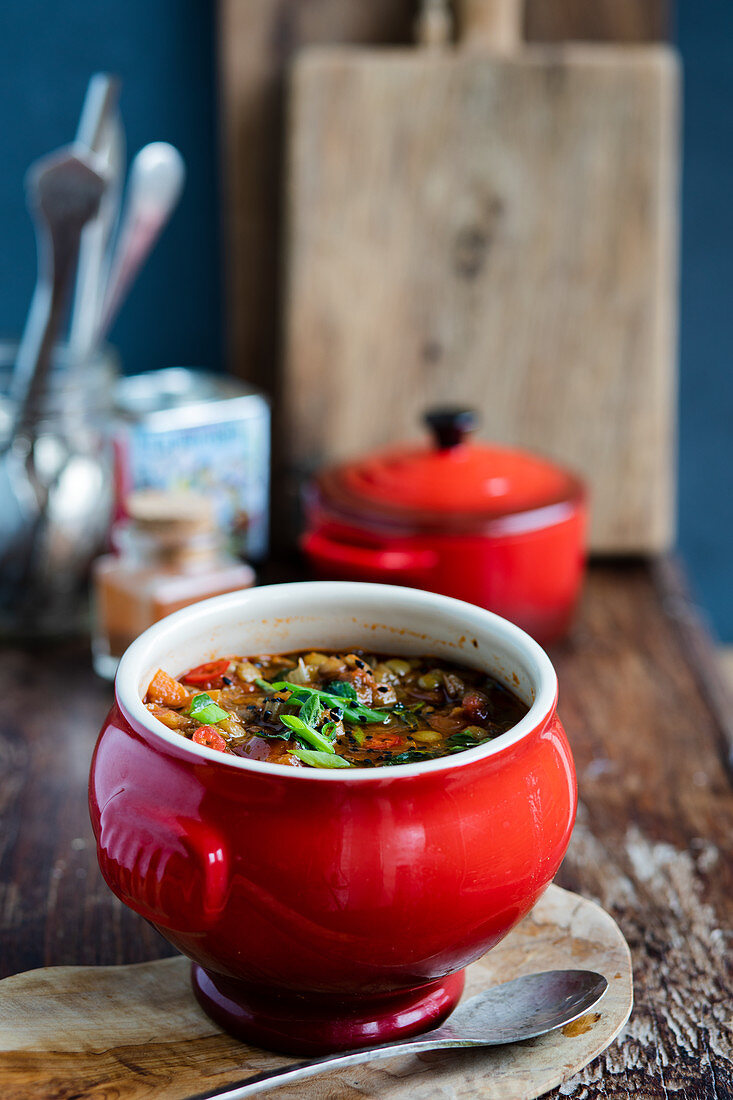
[116,416,270,559]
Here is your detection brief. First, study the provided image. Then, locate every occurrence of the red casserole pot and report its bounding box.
[89,581,577,1055]
[301,409,587,644]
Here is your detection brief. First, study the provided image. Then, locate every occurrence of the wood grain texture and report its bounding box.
[0,885,632,1100]
[217,1,670,400]
[0,560,731,1097]
[523,0,669,43]
[0,643,174,979]
[552,559,733,1095]
[217,0,416,393]
[282,44,680,553]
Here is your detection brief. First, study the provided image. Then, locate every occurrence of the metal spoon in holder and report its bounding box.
[0,148,111,637]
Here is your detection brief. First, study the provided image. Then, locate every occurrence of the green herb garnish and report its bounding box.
[267,681,390,724]
[325,681,358,701]
[395,710,420,732]
[189,693,229,724]
[448,727,494,748]
[290,749,352,769]
[299,693,323,727]
[390,749,440,765]
[279,714,335,754]
[255,727,291,741]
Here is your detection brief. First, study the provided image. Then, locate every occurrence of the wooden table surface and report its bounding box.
[1,559,731,1097]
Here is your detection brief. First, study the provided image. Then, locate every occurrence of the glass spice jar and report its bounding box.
[91,489,255,679]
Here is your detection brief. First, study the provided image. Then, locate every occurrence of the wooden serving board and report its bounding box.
[282,33,679,552]
[0,884,632,1100]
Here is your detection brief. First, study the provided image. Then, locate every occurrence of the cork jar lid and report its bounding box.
[126,490,216,537]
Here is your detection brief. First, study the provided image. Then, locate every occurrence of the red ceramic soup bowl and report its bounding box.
[89,582,577,1055]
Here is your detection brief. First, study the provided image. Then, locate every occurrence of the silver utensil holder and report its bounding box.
[0,341,119,639]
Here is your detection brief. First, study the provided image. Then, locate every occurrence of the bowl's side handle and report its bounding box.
[95,797,229,932]
[90,712,229,934]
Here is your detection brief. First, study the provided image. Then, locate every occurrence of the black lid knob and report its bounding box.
[424,408,478,450]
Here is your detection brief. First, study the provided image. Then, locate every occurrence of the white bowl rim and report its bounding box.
[114,581,559,781]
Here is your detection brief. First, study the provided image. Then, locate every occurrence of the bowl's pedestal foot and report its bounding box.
[191,963,465,1055]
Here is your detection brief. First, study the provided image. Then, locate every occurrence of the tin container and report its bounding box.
[113,369,270,560]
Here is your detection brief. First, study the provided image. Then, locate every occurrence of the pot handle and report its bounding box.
[302,530,438,578]
[96,794,229,933]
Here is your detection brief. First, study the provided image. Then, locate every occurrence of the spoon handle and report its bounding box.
[185,1029,460,1100]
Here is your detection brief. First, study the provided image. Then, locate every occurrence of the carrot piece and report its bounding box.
[146,669,190,708]
[145,702,189,729]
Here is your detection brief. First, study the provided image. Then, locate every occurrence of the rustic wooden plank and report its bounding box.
[550,561,733,1095]
[282,43,680,553]
[0,643,175,979]
[0,886,632,1100]
[216,0,671,399]
[0,561,730,1096]
[651,556,733,777]
[524,0,669,43]
[217,0,415,395]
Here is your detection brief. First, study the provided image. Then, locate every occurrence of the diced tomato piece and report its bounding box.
[181,659,231,687]
[366,732,404,750]
[426,713,465,736]
[461,690,490,721]
[192,726,228,752]
[146,669,191,708]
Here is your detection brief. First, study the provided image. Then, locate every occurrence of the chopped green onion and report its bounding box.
[279,714,335,753]
[290,749,352,769]
[255,677,277,694]
[267,681,390,724]
[189,692,229,724]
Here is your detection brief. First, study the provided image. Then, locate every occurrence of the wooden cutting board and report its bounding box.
[282,0,679,552]
[0,885,632,1100]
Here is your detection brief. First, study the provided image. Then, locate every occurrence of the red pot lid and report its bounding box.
[312,409,585,534]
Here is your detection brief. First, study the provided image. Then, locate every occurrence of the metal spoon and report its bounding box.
[68,72,124,362]
[0,146,107,622]
[9,147,107,419]
[94,140,185,342]
[185,969,608,1100]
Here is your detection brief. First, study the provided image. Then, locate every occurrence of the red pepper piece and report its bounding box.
[181,659,231,687]
[192,726,228,752]
[366,733,404,750]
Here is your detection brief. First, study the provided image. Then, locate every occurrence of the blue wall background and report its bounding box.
[0,0,223,375]
[0,1,730,639]
[675,1,733,642]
